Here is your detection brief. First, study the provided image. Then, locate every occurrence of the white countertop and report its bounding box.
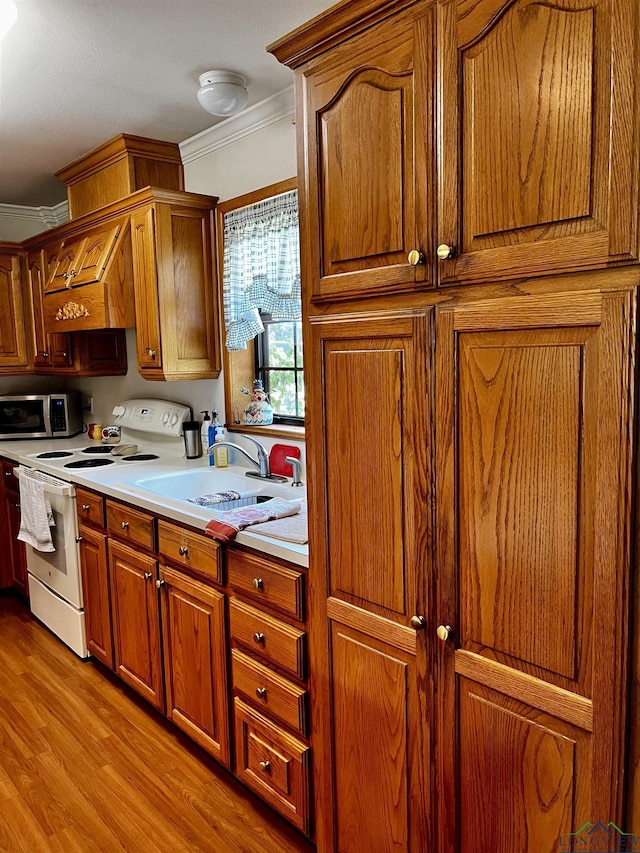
[2,436,308,568]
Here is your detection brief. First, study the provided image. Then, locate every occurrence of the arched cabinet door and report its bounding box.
[437,0,640,285]
[299,3,436,302]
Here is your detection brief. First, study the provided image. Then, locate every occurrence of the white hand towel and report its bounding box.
[17,473,55,552]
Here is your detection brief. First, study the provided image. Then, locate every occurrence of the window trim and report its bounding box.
[216,176,305,438]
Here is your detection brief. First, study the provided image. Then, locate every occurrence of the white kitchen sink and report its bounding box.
[129,466,296,504]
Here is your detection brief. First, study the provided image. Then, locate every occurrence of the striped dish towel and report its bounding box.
[204,498,302,543]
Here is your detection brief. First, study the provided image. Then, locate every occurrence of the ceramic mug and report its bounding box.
[88,423,103,440]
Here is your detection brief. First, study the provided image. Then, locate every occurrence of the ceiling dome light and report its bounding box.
[197,70,249,117]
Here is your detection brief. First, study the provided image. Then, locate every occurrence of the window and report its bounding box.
[220,182,304,426]
[255,317,304,424]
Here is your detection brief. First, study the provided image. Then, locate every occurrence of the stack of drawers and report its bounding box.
[228,547,311,835]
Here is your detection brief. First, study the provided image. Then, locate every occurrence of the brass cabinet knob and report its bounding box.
[82,504,90,512]
[410,615,427,630]
[407,249,425,266]
[42,351,49,358]
[75,536,83,543]
[259,761,271,773]
[436,243,455,260]
[436,624,453,642]
[256,687,267,700]
[144,572,152,581]
[253,632,266,645]
[178,546,189,558]
[62,352,68,358]
[156,579,166,589]
[147,348,156,359]
[121,521,129,529]
[252,577,264,590]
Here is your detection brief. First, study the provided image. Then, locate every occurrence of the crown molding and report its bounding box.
[0,201,69,230]
[179,86,295,165]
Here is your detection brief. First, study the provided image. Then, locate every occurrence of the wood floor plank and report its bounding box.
[0,595,313,852]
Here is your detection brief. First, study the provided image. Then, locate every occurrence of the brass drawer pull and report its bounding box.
[253,632,265,645]
[144,572,152,581]
[178,546,190,558]
[252,577,263,590]
[156,579,166,589]
[256,687,267,700]
[82,504,90,512]
[121,521,129,530]
[259,760,271,773]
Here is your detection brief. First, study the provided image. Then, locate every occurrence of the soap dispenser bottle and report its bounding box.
[214,426,229,468]
[200,411,211,453]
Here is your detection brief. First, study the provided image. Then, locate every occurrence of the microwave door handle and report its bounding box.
[44,397,53,436]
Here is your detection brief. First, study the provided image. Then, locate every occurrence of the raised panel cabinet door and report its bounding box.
[6,498,28,596]
[70,222,122,287]
[109,539,163,710]
[437,0,640,285]
[435,289,636,852]
[306,310,434,852]
[154,203,219,380]
[130,206,163,373]
[44,238,86,293]
[0,250,30,370]
[78,524,113,669]
[159,566,230,767]
[299,3,435,302]
[27,250,51,368]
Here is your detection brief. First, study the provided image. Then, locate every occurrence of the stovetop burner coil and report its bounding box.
[81,446,115,455]
[122,454,159,462]
[34,451,74,459]
[64,458,115,469]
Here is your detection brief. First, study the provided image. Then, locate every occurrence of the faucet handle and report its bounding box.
[240,434,268,457]
[285,456,304,487]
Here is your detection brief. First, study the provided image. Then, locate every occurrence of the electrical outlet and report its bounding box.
[82,394,94,413]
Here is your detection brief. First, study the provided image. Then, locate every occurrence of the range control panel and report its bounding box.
[111,399,191,436]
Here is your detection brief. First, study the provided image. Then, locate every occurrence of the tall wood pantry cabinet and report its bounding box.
[269,0,640,850]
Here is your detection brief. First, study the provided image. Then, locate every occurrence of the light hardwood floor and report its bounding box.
[0,594,314,852]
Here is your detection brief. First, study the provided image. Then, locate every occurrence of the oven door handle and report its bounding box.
[15,467,76,497]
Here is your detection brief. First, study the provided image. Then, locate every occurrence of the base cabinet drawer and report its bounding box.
[229,598,306,680]
[227,548,304,620]
[158,519,221,583]
[107,500,156,550]
[234,698,311,835]
[232,649,307,736]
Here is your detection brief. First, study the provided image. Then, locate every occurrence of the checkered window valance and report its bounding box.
[222,190,301,351]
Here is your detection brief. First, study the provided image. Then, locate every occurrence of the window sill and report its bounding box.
[226,423,305,442]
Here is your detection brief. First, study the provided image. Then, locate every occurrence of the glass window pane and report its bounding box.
[265,322,296,368]
[267,371,299,417]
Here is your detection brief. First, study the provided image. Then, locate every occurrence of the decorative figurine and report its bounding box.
[241,380,274,426]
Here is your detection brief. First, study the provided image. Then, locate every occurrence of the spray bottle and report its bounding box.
[210,411,222,466]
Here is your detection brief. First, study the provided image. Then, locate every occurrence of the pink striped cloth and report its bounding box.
[204,498,302,543]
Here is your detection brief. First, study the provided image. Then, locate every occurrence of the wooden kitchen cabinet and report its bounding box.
[77,488,113,669]
[270,0,640,850]
[304,310,433,852]
[273,0,640,298]
[27,248,127,375]
[289,3,435,302]
[158,564,230,767]
[435,289,635,850]
[130,193,221,380]
[1,459,28,596]
[0,245,32,373]
[109,539,163,711]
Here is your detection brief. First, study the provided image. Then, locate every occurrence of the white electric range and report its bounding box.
[15,399,193,658]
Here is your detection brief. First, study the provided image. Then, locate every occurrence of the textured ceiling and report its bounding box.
[0,0,334,207]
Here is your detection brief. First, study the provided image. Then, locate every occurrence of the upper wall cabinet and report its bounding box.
[130,191,221,381]
[271,0,640,299]
[293,4,435,301]
[437,0,640,285]
[0,245,32,373]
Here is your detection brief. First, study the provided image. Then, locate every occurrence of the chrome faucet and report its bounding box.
[207,434,285,480]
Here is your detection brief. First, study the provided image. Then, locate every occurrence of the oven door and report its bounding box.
[0,396,49,439]
[16,468,82,608]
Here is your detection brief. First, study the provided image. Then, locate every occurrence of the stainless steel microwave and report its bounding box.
[0,393,83,440]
